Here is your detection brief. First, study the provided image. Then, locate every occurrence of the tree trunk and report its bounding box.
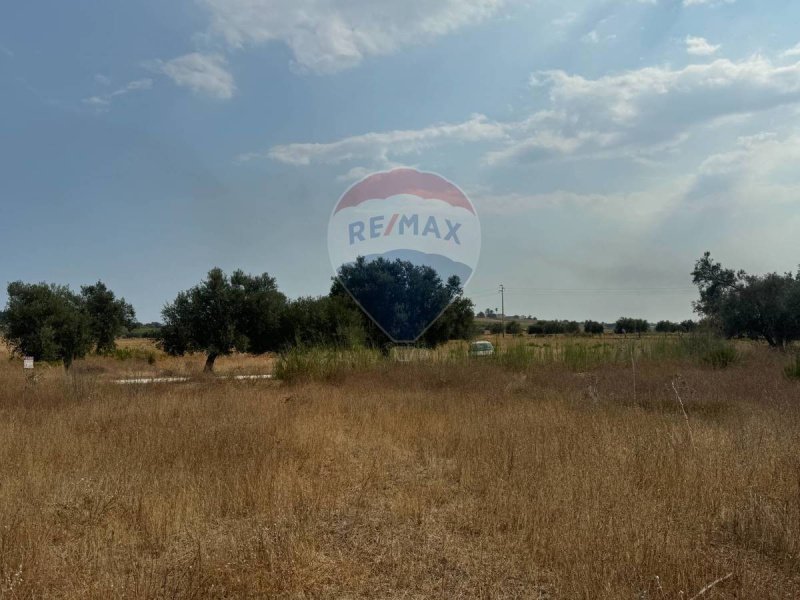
[204,353,218,373]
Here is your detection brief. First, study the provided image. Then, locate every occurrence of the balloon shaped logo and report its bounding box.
[328,168,481,342]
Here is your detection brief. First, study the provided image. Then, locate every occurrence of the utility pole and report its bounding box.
[500,284,505,337]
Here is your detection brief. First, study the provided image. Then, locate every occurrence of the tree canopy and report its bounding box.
[584,320,605,335]
[160,268,287,371]
[332,256,469,344]
[81,282,136,354]
[693,253,800,348]
[3,282,93,369]
[280,295,366,349]
[615,317,650,334]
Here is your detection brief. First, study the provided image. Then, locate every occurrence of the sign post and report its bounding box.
[23,356,36,384]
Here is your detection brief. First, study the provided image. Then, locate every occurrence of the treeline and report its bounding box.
[482,318,703,336]
[654,320,698,333]
[3,253,797,369]
[123,322,164,339]
[527,321,582,335]
[483,320,593,336]
[1,259,475,371]
[160,262,474,372]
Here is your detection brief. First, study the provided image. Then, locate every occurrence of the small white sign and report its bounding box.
[23,357,34,370]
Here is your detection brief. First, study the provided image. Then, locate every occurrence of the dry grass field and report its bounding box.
[0,340,799,598]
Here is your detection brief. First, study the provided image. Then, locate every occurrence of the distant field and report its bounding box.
[0,340,798,598]
[1,338,276,380]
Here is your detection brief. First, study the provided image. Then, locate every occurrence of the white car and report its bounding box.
[469,341,495,357]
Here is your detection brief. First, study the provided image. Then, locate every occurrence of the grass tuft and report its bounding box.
[784,353,800,380]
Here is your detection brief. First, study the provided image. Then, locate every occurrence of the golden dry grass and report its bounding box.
[0,345,799,598]
[0,339,277,381]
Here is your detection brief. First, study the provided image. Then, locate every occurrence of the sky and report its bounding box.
[2,0,800,323]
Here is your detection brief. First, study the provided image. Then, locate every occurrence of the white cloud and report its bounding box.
[488,56,800,165]
[156,53,236,99]
[252,55,800,169]
[552,12,577,27]
[683,0,735,6]
[698,131,800,180]
[685,36,720,56]
[335,162,409,182]
[249,114,508,165]
[549,56,800,121]
[582,30,616,45]
[511,56,800,158]
[200,0,510,73]
[781,43,800,59]
[82,78,153,110]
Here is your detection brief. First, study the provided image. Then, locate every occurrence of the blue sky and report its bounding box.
[2,0,800,323]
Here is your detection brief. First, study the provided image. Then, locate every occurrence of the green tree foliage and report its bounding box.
[562,321,581,335]
[422,296,475,346]
[124,322,163,339]
[230,270,287,355]
[692,253,800,348]
[332,257,470,345]
[530,320,582,335]
[691,252,740,322]
[160,268,287,372]
[584,320,605,335]
[3,282,92,369]
[655,320,681,333]
[615,317,650,334]
[81,281,136,354]
[681,320,698,333]
[504,320,523,335]
[280,295,366,348]
[489,322,504,335]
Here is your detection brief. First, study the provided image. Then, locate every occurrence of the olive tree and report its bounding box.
[81,281,136,354]
[692,253,800,349]
[3,282,92,370]
[160,268,286,372]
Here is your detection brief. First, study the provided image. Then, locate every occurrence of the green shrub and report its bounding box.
[113,347,158,364]
[684,336,739,369]
[701,344,739,369]
[505,321,523,335]
[563,342,616,371]
[495,344,534,371]
[784,354,800,380]
[274,346,382,382]
[114,347,134,360]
